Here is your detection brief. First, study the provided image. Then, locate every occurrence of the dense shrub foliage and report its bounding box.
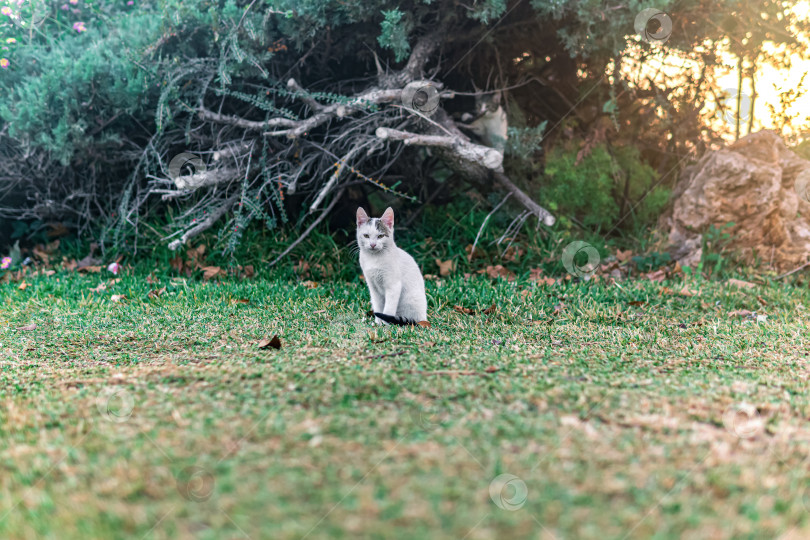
[0,0,807,256]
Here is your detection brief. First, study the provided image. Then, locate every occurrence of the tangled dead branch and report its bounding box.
[120,31,556,256]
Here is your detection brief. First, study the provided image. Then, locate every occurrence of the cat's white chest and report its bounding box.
[360,256,392,287]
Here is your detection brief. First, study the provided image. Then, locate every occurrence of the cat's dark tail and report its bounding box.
[374,313,422,326]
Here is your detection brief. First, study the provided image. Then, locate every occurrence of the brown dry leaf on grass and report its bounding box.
[482,304,496,314]
[147,287,167,299]
[169,256,184,274]
[89,283,107,294]
[644,268,667,282]
[528,268,556,286]
[453,305,475,315]
[615,249,633,263]
[201,266,222,280]
[727,278,757,289]
[417,321,431,328]
[17,323,36,331]
[110,294,127,303]
[17,281,28,291]
[502,245,524,263]
[258,335,282,350]
[301,280,318,289]
[482,265,516,281]
[729,309,754,318]
[434,259,455,277]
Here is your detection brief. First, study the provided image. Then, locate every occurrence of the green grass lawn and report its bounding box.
[1,269,809,539]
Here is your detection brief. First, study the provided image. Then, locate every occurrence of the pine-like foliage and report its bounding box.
[0,0,807,253]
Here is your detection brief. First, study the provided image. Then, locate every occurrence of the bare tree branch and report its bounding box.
[269,188,346,267]
[168,192,240,251]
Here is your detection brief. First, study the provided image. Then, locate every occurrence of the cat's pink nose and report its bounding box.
[370,243,377,249]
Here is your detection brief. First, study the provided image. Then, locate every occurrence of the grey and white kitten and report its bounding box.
[356,207,427,326]
[460,91,508,152]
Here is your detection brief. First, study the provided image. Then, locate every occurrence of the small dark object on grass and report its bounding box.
[258,335,282,350]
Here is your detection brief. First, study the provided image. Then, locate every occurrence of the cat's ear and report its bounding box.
[380,207,394,229]
[356,207,370,226]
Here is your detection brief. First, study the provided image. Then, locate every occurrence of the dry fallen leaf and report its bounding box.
[417,320,431,328]
[484,366,499,373]
[677,285,698,297]
[616,249,633,263]
[645,269,667,282]
[502,245,524,263]
[18,281,28,291]
[301,280,318,289]
[293,259,311,276]
[110,294,127,303]
[729,309,754,318]
[628,300,646,307]
[435,258,455,277]
[148,287,167,299]
[727,278,756,289]
[89,283,107,293]
[169,256,184,274]
[201,266,222,281]
[258,335,282,350]
[482,304,496,315]
[484,265,516,281]
[17,323,36,331]
[78,265,103,273]
[453,305,475,315]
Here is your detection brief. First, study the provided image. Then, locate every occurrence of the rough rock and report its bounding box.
[659,130,810,271]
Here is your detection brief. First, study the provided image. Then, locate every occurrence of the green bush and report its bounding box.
[541,141,668,233]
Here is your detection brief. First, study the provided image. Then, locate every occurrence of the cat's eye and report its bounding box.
[377,234,384,239]
[363,234,369,238]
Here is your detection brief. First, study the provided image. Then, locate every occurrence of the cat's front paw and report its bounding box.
[374,317,388,326]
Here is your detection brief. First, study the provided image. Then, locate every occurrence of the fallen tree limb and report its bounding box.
[375,127,503,170]
[375,123,555,226]
[198,107,298,132]
[262,88,403,138]
[170,167,241,191]
[493,171,556,226]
